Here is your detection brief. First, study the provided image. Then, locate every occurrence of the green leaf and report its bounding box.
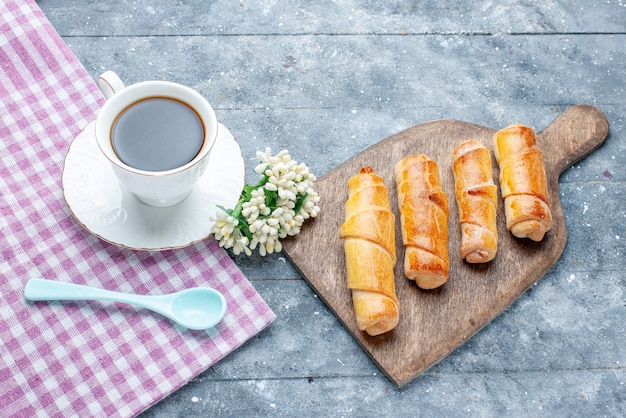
[239,217,253,240]
[216,205,233,215]
[264,188,278,209]
[242,185,256,200]
[294,192,308,214]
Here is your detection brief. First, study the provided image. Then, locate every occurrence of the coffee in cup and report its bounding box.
[111,97,205,172]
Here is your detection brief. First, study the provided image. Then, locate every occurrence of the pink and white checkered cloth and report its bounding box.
[0,1,276,416]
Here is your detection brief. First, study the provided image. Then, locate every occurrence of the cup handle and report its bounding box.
[97,71,125,99]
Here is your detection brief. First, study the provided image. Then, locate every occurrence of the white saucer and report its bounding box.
[62,121,245,250]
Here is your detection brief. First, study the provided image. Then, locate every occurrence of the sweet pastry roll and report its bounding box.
[493,124,552,241]
[452,140,498,263]
[394,155,449,289]
[340,166,399,336]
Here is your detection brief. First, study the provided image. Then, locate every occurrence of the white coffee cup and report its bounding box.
[94,71,218,207]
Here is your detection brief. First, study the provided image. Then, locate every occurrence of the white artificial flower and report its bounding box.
[212,212,239,249]
[232,231,252,256]
[212,147,319,256]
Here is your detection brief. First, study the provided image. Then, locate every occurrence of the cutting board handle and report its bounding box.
[539,104,609,176]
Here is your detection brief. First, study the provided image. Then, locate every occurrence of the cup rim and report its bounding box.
[94,80,218,177]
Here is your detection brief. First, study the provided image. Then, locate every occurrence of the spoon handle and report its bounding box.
[24,278,155,308]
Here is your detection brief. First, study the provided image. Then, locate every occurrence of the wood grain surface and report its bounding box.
[283,105,609,386]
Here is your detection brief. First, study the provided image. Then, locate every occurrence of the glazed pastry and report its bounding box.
[493,124,552,241]
[452,140,498,263]
[394,155,449,289]
[339,166,399,336]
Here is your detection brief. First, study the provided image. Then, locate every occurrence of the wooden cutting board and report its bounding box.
[282,105,609,386]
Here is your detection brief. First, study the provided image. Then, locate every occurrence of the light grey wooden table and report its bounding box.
[38,1,624,416]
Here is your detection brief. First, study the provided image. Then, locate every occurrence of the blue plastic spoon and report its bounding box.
[24,278,227,330]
